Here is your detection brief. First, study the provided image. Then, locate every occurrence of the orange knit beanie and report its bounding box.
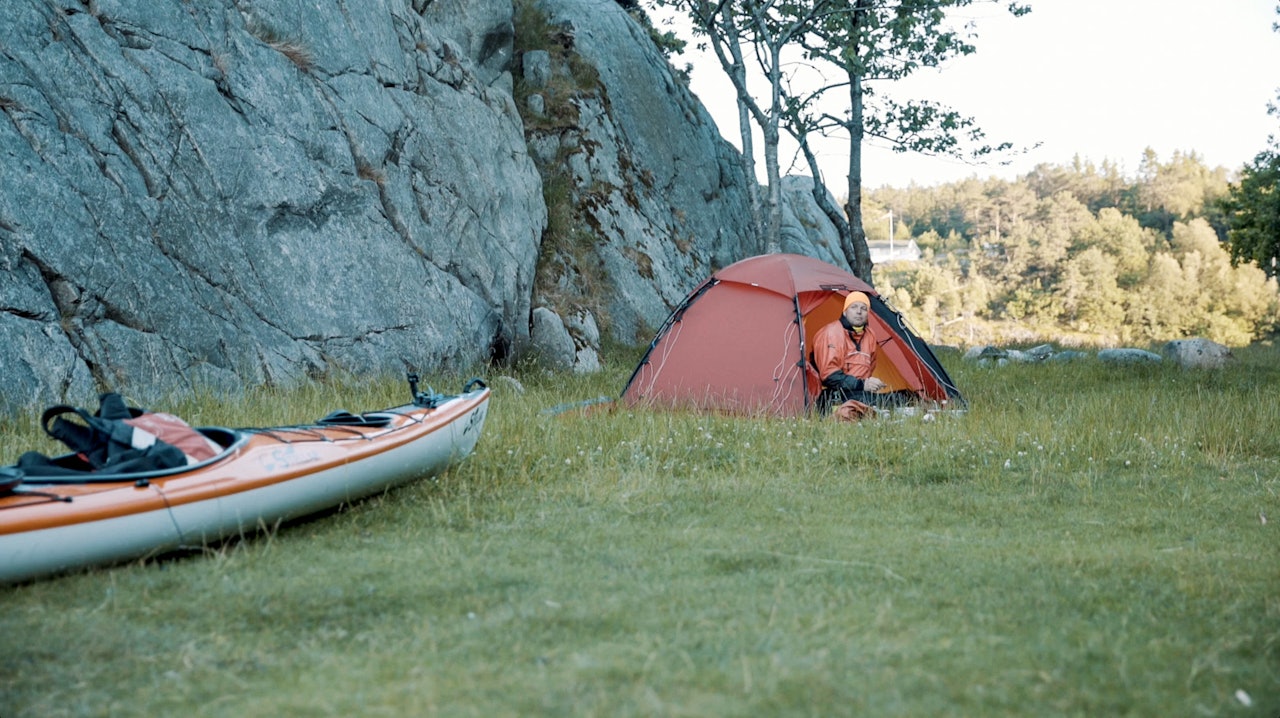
[842,291,870,312]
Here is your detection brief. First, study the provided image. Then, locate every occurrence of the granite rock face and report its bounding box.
[779,175,847,266]
[0,0,846,416]
[526,0,763,345]
[0,0,543,413]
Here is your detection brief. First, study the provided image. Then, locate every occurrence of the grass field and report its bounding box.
[2,342,1278,717]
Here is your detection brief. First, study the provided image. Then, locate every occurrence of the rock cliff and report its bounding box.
[0,0,842,415]
[521,0,760,347]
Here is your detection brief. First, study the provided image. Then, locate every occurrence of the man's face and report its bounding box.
[844,302,869,327]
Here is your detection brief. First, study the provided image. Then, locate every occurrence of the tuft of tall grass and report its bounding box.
[245,19,315,72]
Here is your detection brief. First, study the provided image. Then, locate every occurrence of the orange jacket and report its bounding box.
[812,317,879,386]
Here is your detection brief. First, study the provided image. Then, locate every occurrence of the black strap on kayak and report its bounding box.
[41,405,106,457]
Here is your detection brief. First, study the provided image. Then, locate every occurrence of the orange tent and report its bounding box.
[621,253,963,416]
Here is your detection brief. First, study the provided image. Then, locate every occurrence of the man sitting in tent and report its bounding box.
[812,291,916,417]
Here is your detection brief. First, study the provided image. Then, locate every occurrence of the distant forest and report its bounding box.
[862,150,1280,348]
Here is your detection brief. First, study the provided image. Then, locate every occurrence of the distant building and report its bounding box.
[867,239,922,263]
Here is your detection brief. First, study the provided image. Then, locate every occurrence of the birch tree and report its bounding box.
[661,0,836,253]
[786,0,1031,280]
[651,0,1028,280]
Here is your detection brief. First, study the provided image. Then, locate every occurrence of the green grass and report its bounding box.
[2,343,1278,716]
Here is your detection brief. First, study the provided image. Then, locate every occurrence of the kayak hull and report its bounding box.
[0,388,489,584]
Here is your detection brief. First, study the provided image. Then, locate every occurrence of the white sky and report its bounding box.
[663,0,1280,189]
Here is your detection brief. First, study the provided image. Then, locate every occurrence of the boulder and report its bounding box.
[529,306,601,373]
[963,346,1007,363]
[490,374,527,396]
[1047,350,1089,362]
[529,307,577,371]
[1097,348,1163,365]
[1163,338,1233,369]
[563,308,603,374]
[1022,344,1056,361]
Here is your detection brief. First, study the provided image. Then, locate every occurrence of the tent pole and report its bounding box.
[794,294,810,414]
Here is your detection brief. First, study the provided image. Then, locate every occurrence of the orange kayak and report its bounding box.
[0,383,490,584]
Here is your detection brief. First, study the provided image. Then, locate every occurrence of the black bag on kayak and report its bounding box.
[16,393,189,477]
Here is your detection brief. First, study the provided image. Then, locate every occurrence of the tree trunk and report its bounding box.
[762,123,782,254]
[721,5,763,250]
[844,70,873,283]
[760,40,785,255]
[737,90,763,250]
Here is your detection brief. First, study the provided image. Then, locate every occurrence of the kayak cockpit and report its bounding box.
[6,427,247,486]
